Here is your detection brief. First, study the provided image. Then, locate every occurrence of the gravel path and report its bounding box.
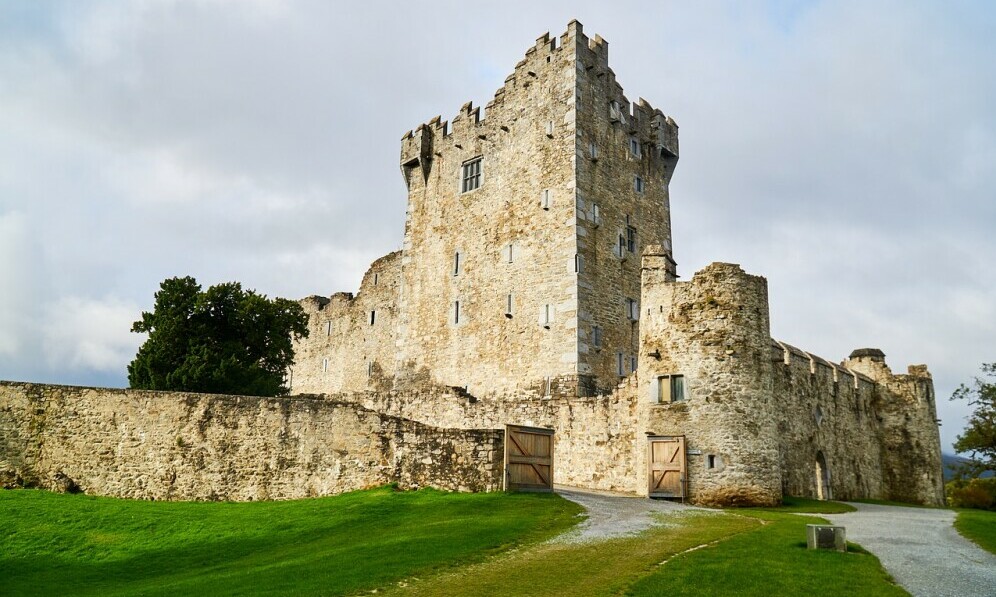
[553,485,704,543]
[824,503,996,597]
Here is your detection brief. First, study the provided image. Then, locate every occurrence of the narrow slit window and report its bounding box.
[592,326,603,349]
[461,157,482,193]
[626,225,637,253]
[367,361,373,377]
[322,358,329,373]
[634,175,644,193]
[574,253,583,273]
[617,352,625,376]
[589,141,599,160]
[453,251,461,275]
[370,310,376,326]
[543,304,552,327]
[707,455,716,469]
[326,321,331,336]
[506,293,513,317]
[506,243,514,263]
[617,233,626,257]
[454,300,460,324]
[542,189,552,210]
[626,298,639,321]
[373,273,379,285]
[630,356,638,372]
[592,203,601,226]
[545,121,554,137]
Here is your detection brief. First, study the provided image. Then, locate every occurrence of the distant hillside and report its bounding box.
[943,453,995,480]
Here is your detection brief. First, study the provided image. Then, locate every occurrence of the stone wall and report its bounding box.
[289,251,401,395]
[0,381,503,500]
[333,381,644,494]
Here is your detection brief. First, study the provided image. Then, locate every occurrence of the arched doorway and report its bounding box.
[815,451,832,500]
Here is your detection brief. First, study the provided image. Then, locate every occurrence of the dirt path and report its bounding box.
[553,485,705,543]
[824,503,996,597]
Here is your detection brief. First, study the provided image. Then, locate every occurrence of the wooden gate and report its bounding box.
[504,425,554,492]
[648,436,686,499]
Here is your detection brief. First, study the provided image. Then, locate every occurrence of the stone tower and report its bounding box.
[396,21,679,396]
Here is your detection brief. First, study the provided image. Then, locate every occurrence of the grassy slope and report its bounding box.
[954,509,996,555]
[0,487,582,597]
[625,509,906,597]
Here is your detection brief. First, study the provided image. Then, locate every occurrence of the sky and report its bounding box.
[0,1,993,453]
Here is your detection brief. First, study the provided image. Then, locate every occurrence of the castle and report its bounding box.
[286,21,944,506]
[0,22,944,507]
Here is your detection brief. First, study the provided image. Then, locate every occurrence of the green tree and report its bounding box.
[127,276,309,397]
[952,363,996,478]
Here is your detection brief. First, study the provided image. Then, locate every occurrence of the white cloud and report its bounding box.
[42,296,143,373]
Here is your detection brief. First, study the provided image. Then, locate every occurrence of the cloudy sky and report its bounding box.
[1,1,993,452]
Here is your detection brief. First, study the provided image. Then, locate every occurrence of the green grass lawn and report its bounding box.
[0,486,582,596]
[1,489,908,596]
[625,509,906,597]
[954,509,996,555]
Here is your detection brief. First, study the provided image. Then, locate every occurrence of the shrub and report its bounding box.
[947,477,996,510]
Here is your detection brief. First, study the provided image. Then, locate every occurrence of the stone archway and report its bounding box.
[815,451,832,500]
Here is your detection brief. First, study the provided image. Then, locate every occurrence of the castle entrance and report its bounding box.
[503,425,554,492]
[648,436,687,499]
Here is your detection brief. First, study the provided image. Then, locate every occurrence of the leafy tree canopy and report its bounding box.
[127,276,308,397]
[952,362,996,478]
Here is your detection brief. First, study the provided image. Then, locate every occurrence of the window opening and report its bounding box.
[326,321,331,336]
[657,374,685,403]
[543,304,552,328]
[630,136,641,157]
[626,298,638,321]
[506,293,513,317]
[370,310,376,326]
[575,253,583,273]
[592,326,602,349]
[626,225,637,253]
[454,300,460,324]
[453,251,461,275]
[592,203,601,226]
[461,157,482,192]
[322,358,329,373]
[542,189,552,210]
[634,175,644,193]
[707,455,716,469]
[617,352,625,376]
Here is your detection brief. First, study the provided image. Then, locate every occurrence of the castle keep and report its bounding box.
[0,22,944,506]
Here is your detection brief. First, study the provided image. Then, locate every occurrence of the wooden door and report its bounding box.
[504,425,554,492]
[648,436,686,498]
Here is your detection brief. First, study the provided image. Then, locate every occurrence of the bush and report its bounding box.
[947,477,996,510]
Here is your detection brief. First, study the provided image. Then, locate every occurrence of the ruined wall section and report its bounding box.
[574,24,679,394]
[0,381,503,500]
[334,381,644,494]
[289,251,401,394]
[845,354,945,505]
[770,343,887,501]
[396,25,583,398]
[638,253,782,506]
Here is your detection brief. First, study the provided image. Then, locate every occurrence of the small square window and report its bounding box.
[461,157,482,193]
[634,176,644,193]
[657,374,686,403]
